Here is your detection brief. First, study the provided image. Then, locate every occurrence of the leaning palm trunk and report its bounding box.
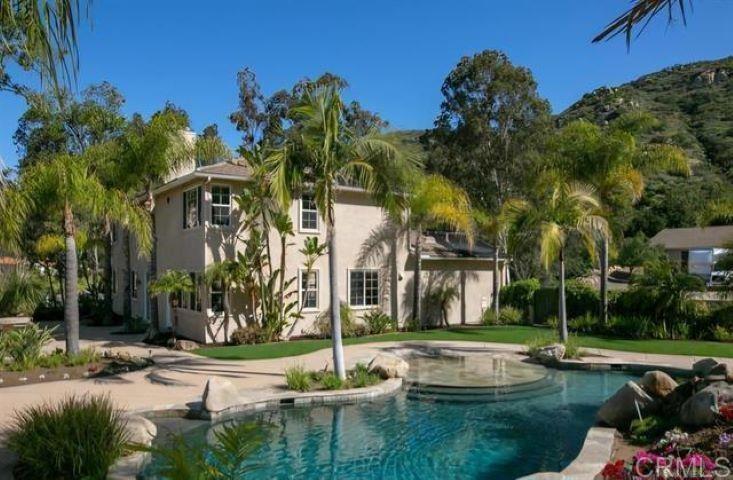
[63,204,80,354]
[147,191,160,333]
[558,247,569,343]
[412,228,423,328]
[492,241,500,318]
[599,235,609,325]
[327,221,346,380]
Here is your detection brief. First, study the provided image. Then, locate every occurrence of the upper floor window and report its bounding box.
[210,281,224,313]
[299,269,319,310]
[183,187,201,229]
[300,194,319,232]
[349,269,379,307]
[211,186,231,226]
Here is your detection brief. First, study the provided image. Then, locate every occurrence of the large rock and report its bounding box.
[202,377,240,412]
[171,339,199,351]
[124,415,157,447]
[692,358,719,377]
[638,370,678,398]
[368,354,409,379]
[680,381,733,427]
[706,362,732,382]
[597,381,654,428]
[533,344,566,363]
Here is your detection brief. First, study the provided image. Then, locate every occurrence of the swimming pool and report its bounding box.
[146,362,632,480]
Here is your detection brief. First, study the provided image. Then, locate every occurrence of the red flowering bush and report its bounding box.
[720,403,733,422]
[601,459,627,480]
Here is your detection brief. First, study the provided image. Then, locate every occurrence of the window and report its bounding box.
[183,187,201,229]
[131,271,139,299]
[211,186,231,226]
[111,270,117,294]
[188,272,201,311]
[299,270,319,310]
[300,194,318,232]
[349,269,379,307]
[110,224,118,243]
[210,280,224,313]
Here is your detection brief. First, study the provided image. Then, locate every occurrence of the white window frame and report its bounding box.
[209,280,224,313]
[299,194,319,233]
[183,186,201,230]
[210,184,231,227]
[298,268,319,312]
[347,268,380,309]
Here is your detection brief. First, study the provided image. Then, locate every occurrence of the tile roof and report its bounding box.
[197,159,252,178]
[650,225,733,250]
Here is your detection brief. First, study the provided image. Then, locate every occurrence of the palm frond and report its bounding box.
[593,0,690,47]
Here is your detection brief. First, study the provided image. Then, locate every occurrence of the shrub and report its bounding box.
[284,365,311,392]
[231,324,268,345]
[607,315,665,339]
[568,312,600,334]
[546,316,559,330]
[321,372,343,390]
[524,333,556,357]
[500,278,540,310]
[712,325,733,342]
[0,268,45,317]
[66,347,100,366]
[482,309,498,326]
[363,310,394,334]
[564,335,582,359]
[312,303,356,338]
[7,395,128,480]
[0,324,55,370]
[533,280,599,323]
[629,415,671,445]
[499,307,523,325]
[348,363,380,388]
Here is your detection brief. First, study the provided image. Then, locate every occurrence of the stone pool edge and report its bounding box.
[107,377,403,479]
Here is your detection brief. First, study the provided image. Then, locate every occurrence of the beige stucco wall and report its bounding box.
[111,176,504,343]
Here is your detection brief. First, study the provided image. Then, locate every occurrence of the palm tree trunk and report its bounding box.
[558,247,568,343]
[492,241,500,318]
[412,227,423,329]
[148,191,160,333]
[327,220,346,380]
[103,229,113,323]
[223,288,231,344]
[279,234,286,326]
[600,234,609,325]
[123,231,131,320]
[63,203,80,354]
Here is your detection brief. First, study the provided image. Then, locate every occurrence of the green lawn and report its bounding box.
[194,325,733,360]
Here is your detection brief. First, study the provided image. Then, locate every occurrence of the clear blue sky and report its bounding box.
[2,0,733,167]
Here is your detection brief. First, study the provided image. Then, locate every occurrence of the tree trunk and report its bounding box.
[600,234,609,325]
[278,235,286,327]
[123,231,131,320]
[45,265,57,308]
[223,288,231,344]
[492,241,500,319]
[63,203,80,354]
[558,247,568,343]
[148,194,160,333]
[411,227,423,329]
[327,220,346,380]
[103,227,113,323]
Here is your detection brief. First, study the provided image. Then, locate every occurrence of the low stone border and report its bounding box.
[517,427,616,480]
[107,378,403,479]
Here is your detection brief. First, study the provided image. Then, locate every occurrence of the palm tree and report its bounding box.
[507,175,608,342]
[550,116,690,324]
[404,174,474,328]
[594,0,691,47]
[20,153,151,353]
[148,270,194,343]
[203,260,242,343]
[266,86,413,380]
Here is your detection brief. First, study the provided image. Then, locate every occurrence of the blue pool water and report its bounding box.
[147,369,633,480]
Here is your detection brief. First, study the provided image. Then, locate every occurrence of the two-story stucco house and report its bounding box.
[111,159,506,344]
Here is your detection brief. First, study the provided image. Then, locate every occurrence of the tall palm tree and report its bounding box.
[20,152,151,353]
[551,116,689,324]
[148,270,193,343]
[507,175,608,342]
[267,86,413,380]
[404,174,474,328]
[204,260,243,343]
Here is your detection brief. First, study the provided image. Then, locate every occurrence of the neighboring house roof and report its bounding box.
[197,160,253,178]
[650,225,733,250]
[414,231,501,260]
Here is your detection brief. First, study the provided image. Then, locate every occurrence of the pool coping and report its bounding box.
[107,377,403,479]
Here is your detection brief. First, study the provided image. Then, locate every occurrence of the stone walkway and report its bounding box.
[0,325,716,477]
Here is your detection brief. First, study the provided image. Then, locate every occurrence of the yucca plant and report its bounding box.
[7,394,128,480]
[0,268,45,317]
[0,324,56,370]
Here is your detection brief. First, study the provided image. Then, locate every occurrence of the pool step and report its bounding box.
[405,374,563,403]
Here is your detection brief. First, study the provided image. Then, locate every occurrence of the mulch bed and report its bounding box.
[0,356,153,388]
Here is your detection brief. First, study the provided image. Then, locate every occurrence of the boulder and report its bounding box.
[706,362,731,383]
[638,371,678,398]
[597,381,654,428]
[124,415,157,447]
[692,358,719,377]
[534,344,566,363]
[368,354,409,379]
[202,377,240,413]
[680,390,718,427]
[173,339,199,352]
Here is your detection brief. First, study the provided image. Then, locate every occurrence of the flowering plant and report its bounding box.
[601,459,628,480]
[720,403,733,422]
